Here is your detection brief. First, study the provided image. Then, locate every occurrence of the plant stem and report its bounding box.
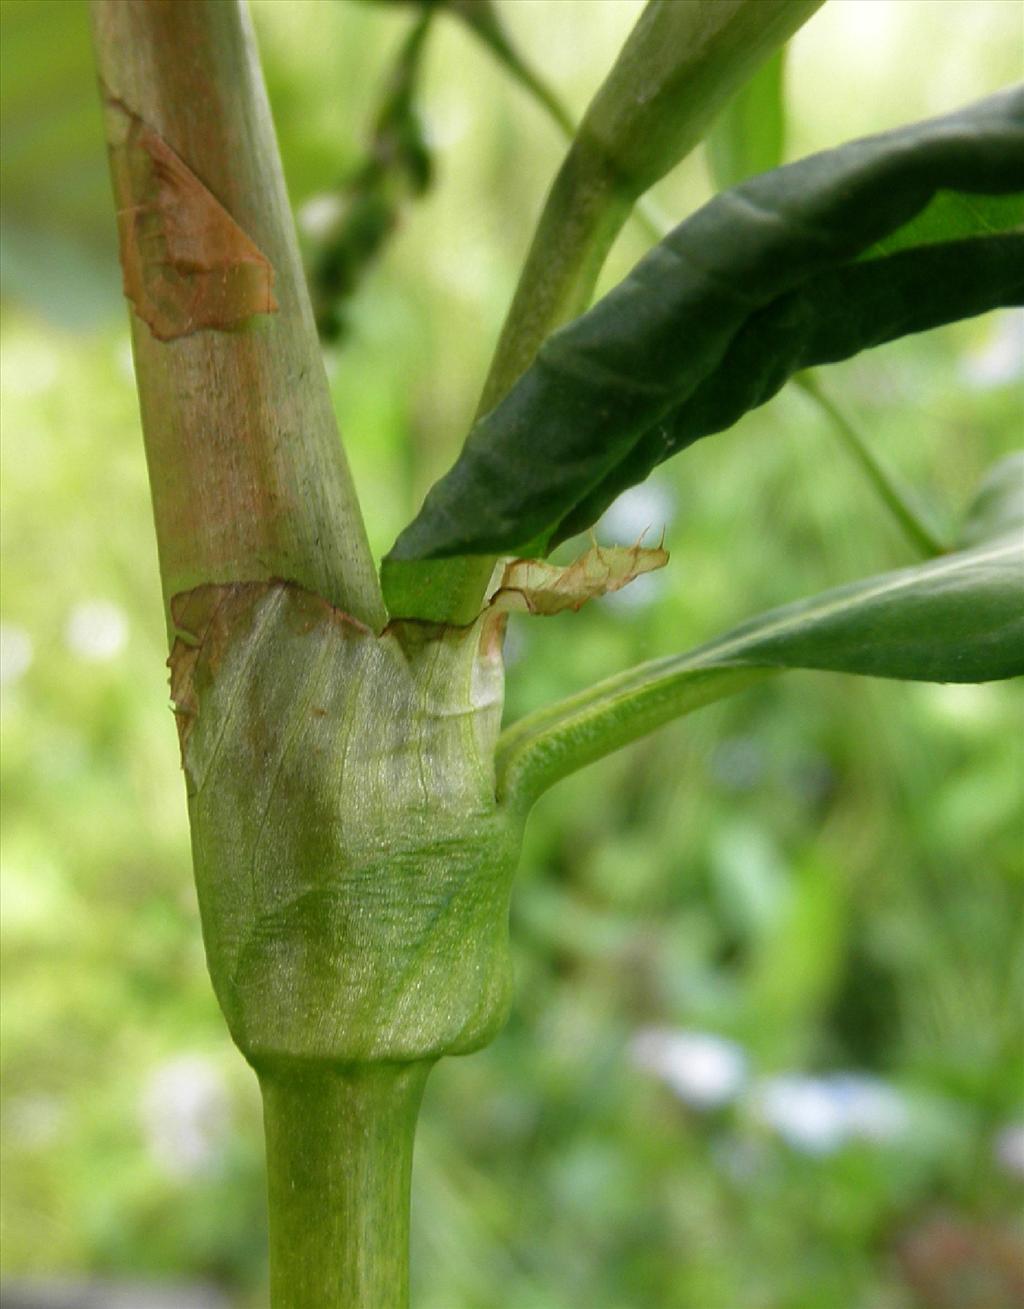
[89,0,385,632]
[795,373,949,557]
[260,1061,431,1309]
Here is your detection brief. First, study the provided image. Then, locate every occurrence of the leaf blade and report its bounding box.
[556,233,1023,541]
[389,86,1024,563]
[496,531,1024,808]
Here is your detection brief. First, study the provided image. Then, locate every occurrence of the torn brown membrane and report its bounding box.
[489,538,669,617]
[105,97,278,341]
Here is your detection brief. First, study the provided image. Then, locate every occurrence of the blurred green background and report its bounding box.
[2,2,1022,1306]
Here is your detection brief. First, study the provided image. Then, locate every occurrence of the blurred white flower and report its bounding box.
[751,1075,846,1155]
[599,482,675,544]
[65,600,128,661]
[140,1054,230,1180]
[961,310,1024,389]
[994,1122,1024,1179]
[751,1072,908,1156]
[421,100,469,149]
[631,1028,748,1110]
[828,1073,910,1143]
[298,193,344,239]
[709,735,766,792]
[0,623,33,687]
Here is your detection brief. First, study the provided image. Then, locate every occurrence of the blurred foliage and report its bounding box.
[308,5,436,341]
[307,0,575,340]
[1,2,1022,1307]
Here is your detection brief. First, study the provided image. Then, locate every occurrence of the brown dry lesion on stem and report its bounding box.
[104,94,278,341]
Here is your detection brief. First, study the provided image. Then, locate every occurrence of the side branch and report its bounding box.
[382,0,823,623]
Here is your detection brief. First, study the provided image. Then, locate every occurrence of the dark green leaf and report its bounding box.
[558,236,1020,541]
[388,86,1024,562]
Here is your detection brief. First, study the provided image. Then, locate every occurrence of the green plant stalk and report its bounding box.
[85,4,1024,1303]
[90,0,385,633]
[167,579,521,1306]
[87,3,481,1301]
[383,0,824,623]
[795,373,950,557]
[261,1062,431,1309]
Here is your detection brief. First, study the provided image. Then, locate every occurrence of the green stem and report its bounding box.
[795,373,949,557]
[89,0,385,633]
[260,1061,432,1309]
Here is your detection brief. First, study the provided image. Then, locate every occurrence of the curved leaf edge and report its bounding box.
[496,533,1024,810]
[387,84,1024,565]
